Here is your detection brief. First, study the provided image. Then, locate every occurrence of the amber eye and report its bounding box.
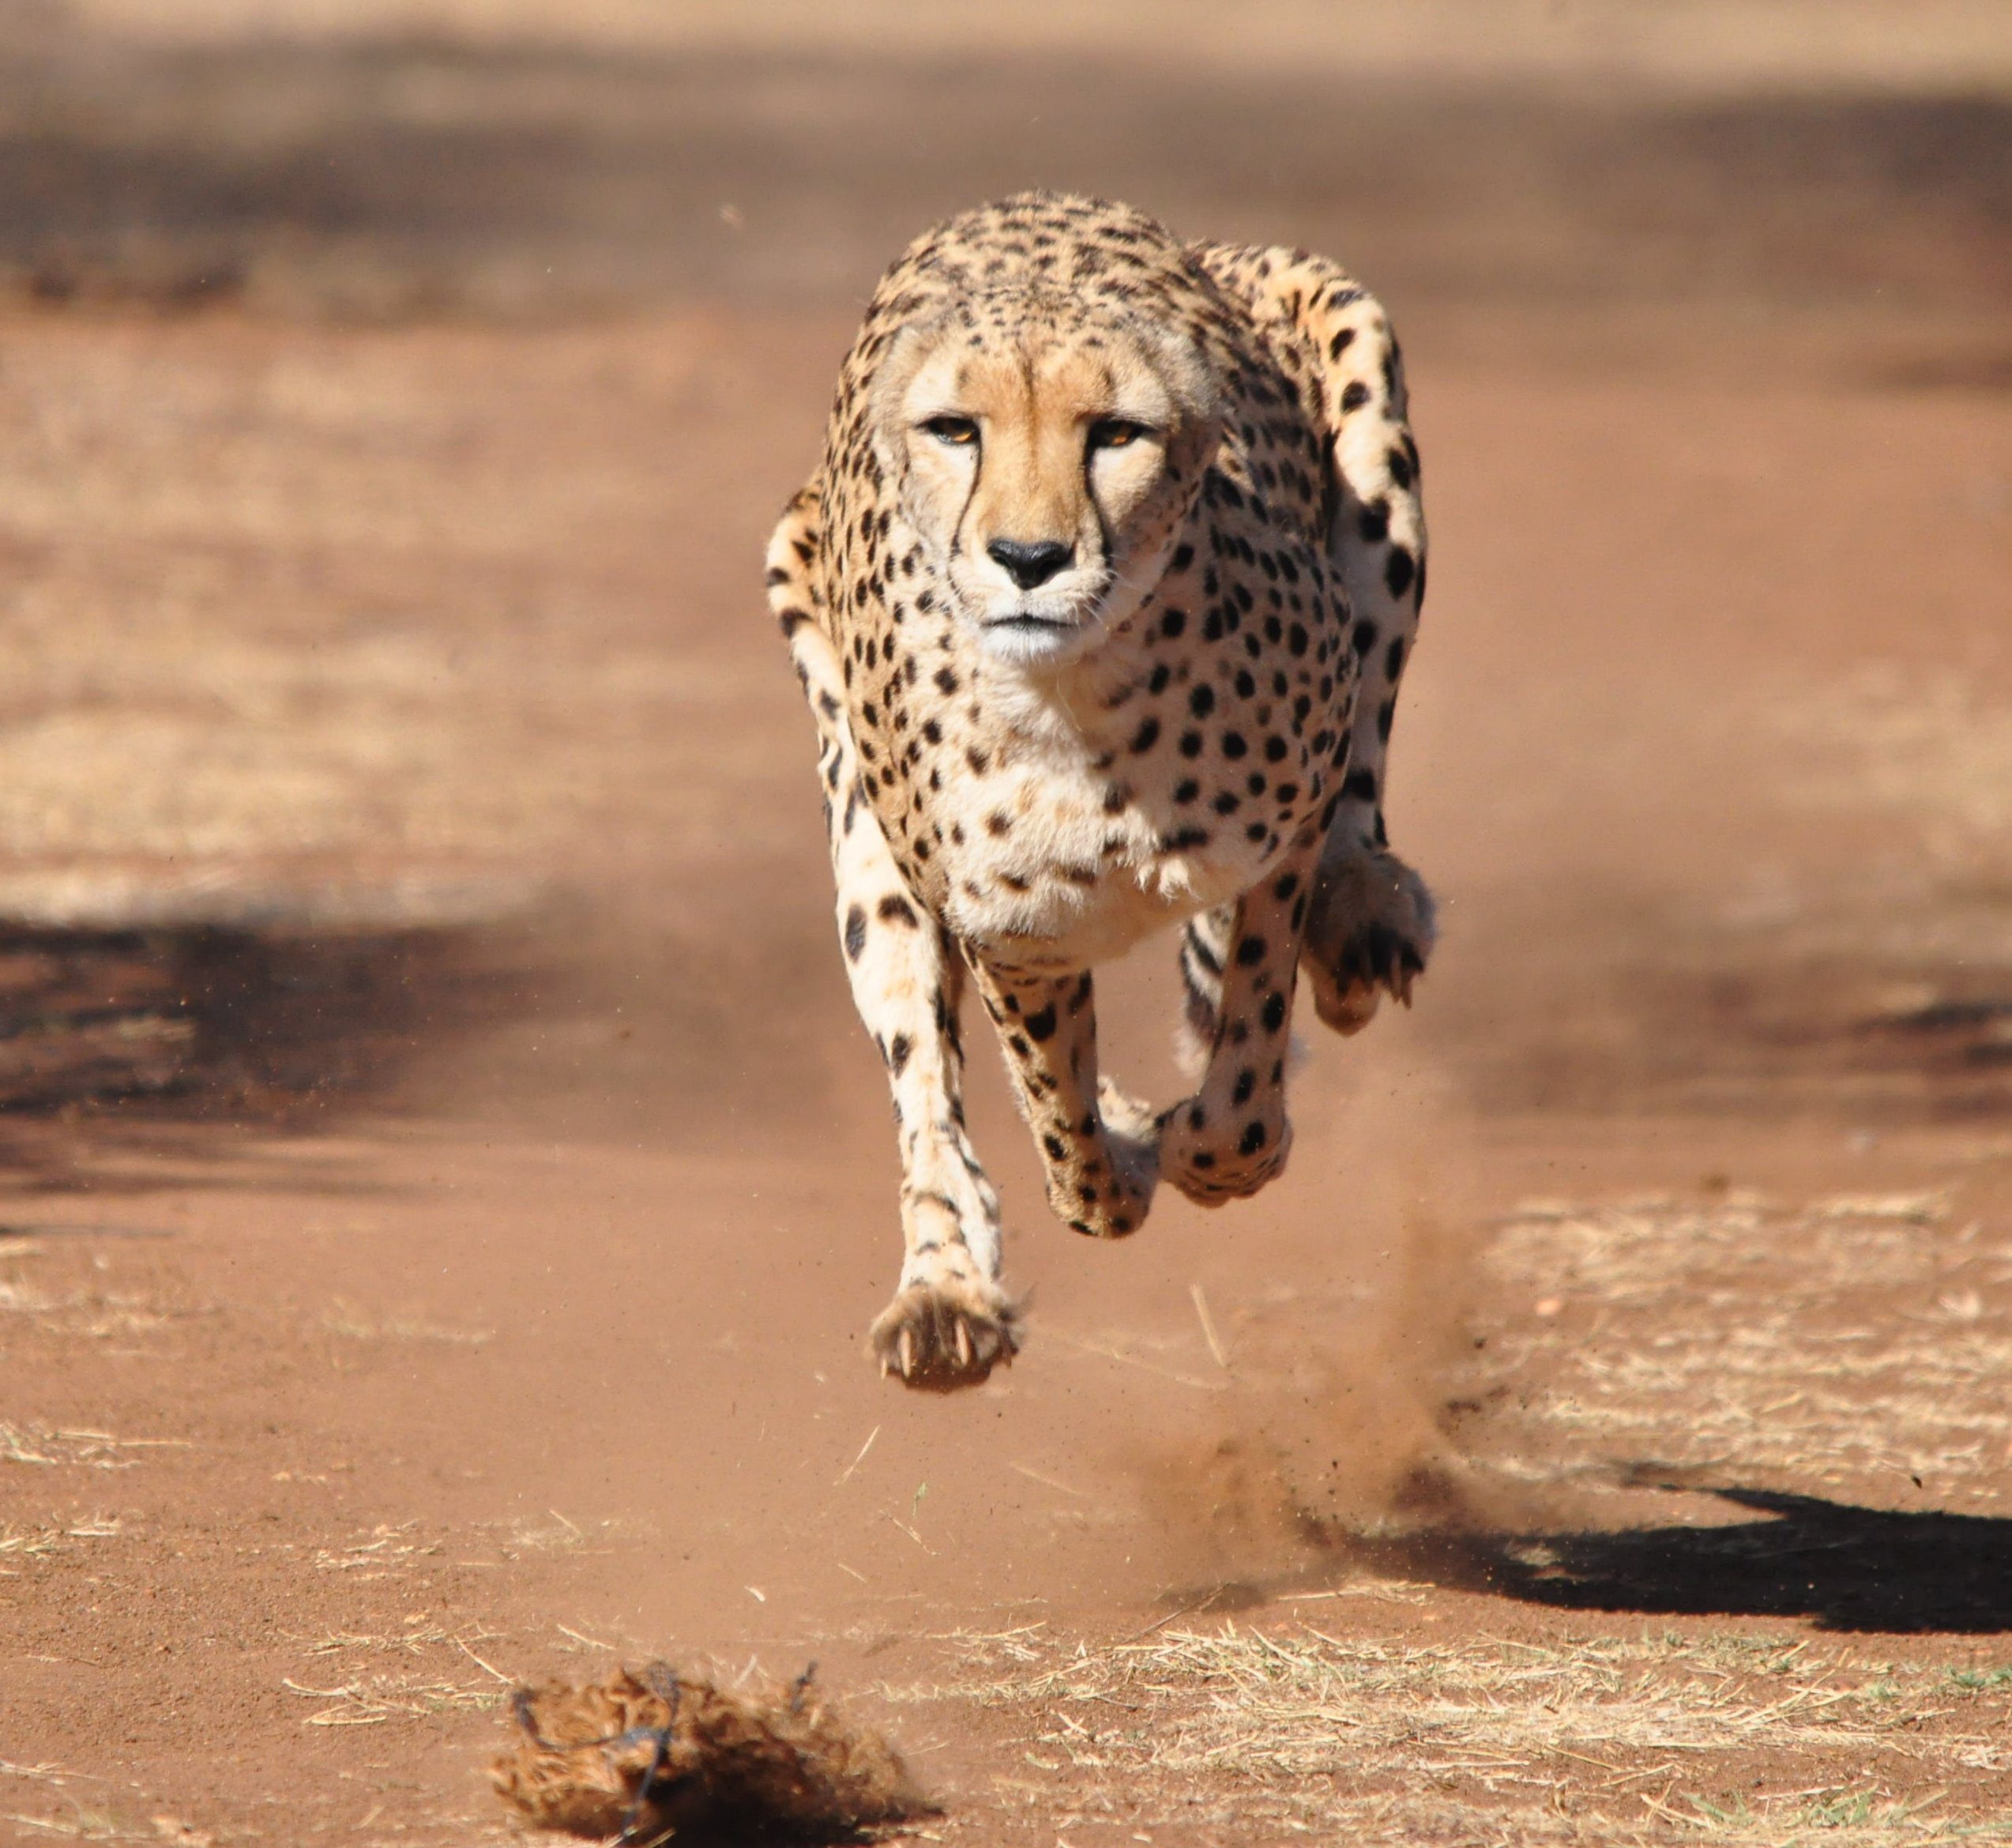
[920,415,980,446]
[1089,419,1154,451]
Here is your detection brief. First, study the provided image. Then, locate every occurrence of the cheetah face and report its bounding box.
[876,314,1219,669]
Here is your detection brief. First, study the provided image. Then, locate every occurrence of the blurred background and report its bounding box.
[0,0,2004,1139]
[0,0,2006,1137]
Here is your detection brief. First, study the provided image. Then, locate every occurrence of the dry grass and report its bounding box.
[284,1672,502,1728]
[491,1662,927,1842]
[322,1300,494,1346]
[286,1620,513,1728]
[309,1520,445,1577]
[0,1425,190,1470]
[0,1515,121,1571]
[1475,1189,2012,1503]
[0,1247,203,1344]
[900,1622,2012,1844]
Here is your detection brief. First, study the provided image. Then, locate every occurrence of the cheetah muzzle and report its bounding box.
[767,192,1435,1390]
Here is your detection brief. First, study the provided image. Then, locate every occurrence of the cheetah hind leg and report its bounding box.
[1301,846,1437,1035]
[1096,1074,1162,1200]
[870,1270,1021,1392]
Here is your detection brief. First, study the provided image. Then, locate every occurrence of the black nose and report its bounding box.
[987,537,1074,590]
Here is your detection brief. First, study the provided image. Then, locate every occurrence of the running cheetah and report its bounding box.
[767,192,1434,1390]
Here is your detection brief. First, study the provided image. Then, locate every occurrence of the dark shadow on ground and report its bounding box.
[0,923,528,1115]
[0,922,540,1192]
[1410,1485,2012,1635]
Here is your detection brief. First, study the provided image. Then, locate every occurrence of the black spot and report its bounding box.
[1189,683,1216,719]
[1384,548,1416,600]
[1357,498,1390,544]
[1235,935,1266,967]
[1160,607,1187,639]
[1238,1120,1268,1156]
[1386,444,1414,490]
[934,667,959,694]
[1024,1003,1058,1043]
[1273,871,1299,901]
[1174,779,1200,804]
[1179,732,1205,758]
[1340,381,1371,413]
[843,904,867,961]
[1232,1068,1256,1105]
[1130,717,1162,754]
[1222,732,1249,760]
[888,1033,912,1075]
[1385,637,1407,679]
[1261,992,1288,1033]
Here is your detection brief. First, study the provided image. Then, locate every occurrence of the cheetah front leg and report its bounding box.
[774,515,1014,1391]
[1158,837,1322,1205]
[965,958,1158,1242]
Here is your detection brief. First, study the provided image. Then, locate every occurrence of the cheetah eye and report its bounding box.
[920,415,980,447]
[1088,419,1154,452]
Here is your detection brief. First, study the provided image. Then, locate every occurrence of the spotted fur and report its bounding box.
[768,193,1435,1389]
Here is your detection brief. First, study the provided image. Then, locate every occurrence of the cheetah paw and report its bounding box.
[869,1278,1021,1391]
[1303,848,1436,1035]
[1159,1108,1294,1206]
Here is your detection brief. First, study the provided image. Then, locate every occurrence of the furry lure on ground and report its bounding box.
[490,1662,928,1842]
[769,191,1435,1390]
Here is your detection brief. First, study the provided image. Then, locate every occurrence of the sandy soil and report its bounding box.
[2,17,2012,1848]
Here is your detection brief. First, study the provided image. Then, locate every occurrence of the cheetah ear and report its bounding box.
[1123,317,1223,476]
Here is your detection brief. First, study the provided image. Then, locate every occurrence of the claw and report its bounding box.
[954,1319,974,1368]
[898,1328,916,1378]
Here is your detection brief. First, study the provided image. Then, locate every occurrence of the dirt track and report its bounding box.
[4,12,2012,1846]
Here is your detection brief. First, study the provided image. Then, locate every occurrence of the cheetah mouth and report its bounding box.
[985,614,1075,634]
[979,611,1092,666]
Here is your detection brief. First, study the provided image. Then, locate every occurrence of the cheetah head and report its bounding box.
[872,306,1220,669]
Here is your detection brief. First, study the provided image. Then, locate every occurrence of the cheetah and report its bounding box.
[767,193,1435,1391]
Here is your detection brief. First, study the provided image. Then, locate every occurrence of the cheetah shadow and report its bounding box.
[1417,1484,2012,1635]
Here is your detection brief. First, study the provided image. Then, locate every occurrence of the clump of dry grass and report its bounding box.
[491,1662,928,1844]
